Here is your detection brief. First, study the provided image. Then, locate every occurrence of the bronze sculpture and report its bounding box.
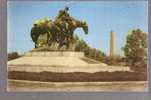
[30,7,88,50]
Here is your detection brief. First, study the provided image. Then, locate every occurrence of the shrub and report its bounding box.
[8,52,21,61]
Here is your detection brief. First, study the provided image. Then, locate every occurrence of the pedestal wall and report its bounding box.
[25,51,84,57]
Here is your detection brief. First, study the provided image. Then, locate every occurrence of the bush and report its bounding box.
[103,55,125,66]
[8,52,21,61]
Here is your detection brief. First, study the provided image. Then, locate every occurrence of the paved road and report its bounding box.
[7,80,148,92]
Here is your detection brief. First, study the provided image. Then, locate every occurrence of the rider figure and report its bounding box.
[54,7,74,47]
[55,7,69,20]
[55,7,71,33]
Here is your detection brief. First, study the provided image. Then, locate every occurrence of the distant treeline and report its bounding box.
[74,35,125,66]
[74,29,147,72]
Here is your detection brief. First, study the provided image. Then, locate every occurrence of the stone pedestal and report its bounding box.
[25,51,84,57]
[8,51,131,73]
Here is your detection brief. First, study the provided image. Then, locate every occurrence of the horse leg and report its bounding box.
[35,41,37,48]
[45,32,50,47]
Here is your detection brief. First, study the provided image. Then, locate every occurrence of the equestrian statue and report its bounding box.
[30,7,88,51]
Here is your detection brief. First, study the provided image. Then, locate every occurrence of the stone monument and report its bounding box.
[30,7,88,51]
[110,31,115,57]
[8,7,130,73]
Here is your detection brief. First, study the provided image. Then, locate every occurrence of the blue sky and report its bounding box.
[7,1,148,55]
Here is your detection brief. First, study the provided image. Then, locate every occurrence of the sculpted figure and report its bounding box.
[30,7,88,50]
[55,7,70,20]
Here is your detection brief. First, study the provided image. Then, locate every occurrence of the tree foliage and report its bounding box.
[123,29,147,69]
[103,55,125,66]
[74,36,106,61]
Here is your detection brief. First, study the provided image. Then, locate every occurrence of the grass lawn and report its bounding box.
[8,71,147,82]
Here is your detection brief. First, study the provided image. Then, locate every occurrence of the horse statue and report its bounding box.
[56,17,88,50]
[30,7,88,51]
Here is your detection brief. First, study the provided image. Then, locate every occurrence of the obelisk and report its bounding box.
[110,31,115,57]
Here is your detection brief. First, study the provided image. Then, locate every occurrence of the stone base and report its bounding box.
[8,51,131,73]
[26,51,84,57]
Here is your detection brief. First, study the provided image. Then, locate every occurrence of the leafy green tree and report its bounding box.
[75,37,106,62]
[123,29,147,70]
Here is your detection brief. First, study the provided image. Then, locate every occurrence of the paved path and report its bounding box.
[7,80,148,92]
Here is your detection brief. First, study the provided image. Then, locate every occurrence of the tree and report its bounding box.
[123,29,147,70]
[75,37,106,62]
